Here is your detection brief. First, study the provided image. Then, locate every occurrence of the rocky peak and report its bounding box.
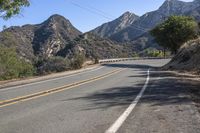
[32,14,81,57]
[159,0,186,15]
[119,11,137,20]
[90,11,139,38]
[40,14,81,34]
[45,14,70,26]
[48,14,68,21]
[118,11,139,25]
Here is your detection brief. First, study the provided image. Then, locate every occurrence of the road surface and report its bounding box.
[0,59,200,133]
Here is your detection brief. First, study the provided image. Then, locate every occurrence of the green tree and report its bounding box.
[0,0,30,20]
[0,46,34,80]
[151,16,198,54]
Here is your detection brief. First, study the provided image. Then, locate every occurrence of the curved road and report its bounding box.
[0,59,200,133]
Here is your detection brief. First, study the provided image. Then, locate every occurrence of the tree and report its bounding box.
[151,16,198,54]
[0,0,30,20]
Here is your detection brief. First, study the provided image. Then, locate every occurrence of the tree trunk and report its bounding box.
[163,48,166,58]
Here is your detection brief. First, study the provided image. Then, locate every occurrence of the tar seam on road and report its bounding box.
[105,69,150,133]
[0,68,125,108]
[0,66,104,91]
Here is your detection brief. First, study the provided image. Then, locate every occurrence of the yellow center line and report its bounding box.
[0,68,126,108]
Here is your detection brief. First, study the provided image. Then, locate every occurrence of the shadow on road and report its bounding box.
[69,85,144,110]
[66,69,200,112]
[102,63,154,69]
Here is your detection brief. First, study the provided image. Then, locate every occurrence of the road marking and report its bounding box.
[0,66,104,91]
[0,68,125,108]
[105,69,150,133]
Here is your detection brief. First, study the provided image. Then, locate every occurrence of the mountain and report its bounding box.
[90,11,139,38]
[110,0,200,42]
[0,14,82,61]
[185,6,200,21]
[32,14,82,57]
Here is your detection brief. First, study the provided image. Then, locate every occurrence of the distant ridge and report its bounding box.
[88,0,200,53]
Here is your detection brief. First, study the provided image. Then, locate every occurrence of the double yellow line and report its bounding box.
[0,68,125,108]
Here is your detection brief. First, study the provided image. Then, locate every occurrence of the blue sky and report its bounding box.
[0,0,194,32]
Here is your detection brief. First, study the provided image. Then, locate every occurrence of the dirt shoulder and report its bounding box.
[154,69,200,113]
[0,64,100,89]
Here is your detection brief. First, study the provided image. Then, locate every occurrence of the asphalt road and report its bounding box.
[0,59,200,133]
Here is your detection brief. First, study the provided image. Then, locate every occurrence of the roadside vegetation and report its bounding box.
[143,49,169,58]
[0,43,86,80]
[35,53,85,75]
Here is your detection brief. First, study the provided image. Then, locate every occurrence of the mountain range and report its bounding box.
[0,14,134,64]
[1,0,200,64]
[91,0,200,43]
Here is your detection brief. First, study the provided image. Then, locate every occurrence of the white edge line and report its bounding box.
[105,69,150,133]
[0,66,104,91]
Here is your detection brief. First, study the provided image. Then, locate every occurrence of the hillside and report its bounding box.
[163,38,200,72]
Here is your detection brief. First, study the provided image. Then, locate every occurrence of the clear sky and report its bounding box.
[0,0,194,32]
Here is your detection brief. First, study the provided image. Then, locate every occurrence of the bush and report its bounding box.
[70,54,85,69]
[0,46,35,80]
[19,60,36,77]
[36,56,70,74]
